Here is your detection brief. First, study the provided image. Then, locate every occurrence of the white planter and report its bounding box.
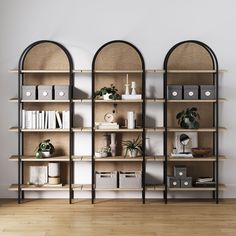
[42,151,51,158]
[128,149,138,158]
[95,152,108,158]
[103,93,112,100]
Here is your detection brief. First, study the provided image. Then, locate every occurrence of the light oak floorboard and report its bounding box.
[0,199,236,236]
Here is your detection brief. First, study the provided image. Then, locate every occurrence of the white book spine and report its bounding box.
[26,111,32,129]
[32,111,36,129]
[62,111,65,129]
[42,111,45,129]
[36,111,39,129]
[52,111,56,129]
[22,110,25,129]
[65,111,70,129]
[39,113,42,129]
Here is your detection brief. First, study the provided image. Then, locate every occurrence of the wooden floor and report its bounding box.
[0,199,236,236]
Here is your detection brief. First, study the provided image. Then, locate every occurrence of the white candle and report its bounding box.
[126,74,129,84]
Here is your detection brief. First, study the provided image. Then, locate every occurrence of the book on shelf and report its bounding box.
[121,94,142,100]
[21,110,70,129]
[170,153,193,158]
[43,183,63,187]
[95,122,119,130]
[196,177,214,183]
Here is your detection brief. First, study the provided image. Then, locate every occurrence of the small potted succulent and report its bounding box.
[176,107,200,129]
[35,139,55,158]
[94,84,121,100]
[95,146,111,158]
[122,136,142,158]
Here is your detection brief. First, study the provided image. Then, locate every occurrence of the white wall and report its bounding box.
[0,0,235,198]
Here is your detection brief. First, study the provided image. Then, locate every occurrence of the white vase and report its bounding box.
[42,151,51,158]
[128,149,138,158]
[103,93,112,100]
[127,111,135,129]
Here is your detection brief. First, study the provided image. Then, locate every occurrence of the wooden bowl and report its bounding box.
[191,148,212,157]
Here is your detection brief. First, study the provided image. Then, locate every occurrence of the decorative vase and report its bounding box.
[128,149,138,158]
[103,93,112,100]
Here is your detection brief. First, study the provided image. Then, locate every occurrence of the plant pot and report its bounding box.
[42,150,52,158]
[95,152,108,158]
[103,93,112,100]
[184,118,195,129]
[128,149,138,158]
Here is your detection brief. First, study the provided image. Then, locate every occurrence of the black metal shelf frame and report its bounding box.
[92,40,146,204]
[17,40,74,204]
[163,40,219,204]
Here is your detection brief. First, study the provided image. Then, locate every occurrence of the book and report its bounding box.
[45,111,48,129]
[41,111,45,129]
[196,177,214,183]
[43,183,63,187]
[122,94,142,100]
[63,111,70,129]
[32,111,36,129]
[56,111,62,128]
[49,111,56,129]
[25,111,32,129]
[36,111,39,129]
[170,153,193,158]
[98,125,119,129]
[22,110,26,129]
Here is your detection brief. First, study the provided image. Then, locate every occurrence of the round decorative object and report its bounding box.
[43,91,48,97]
[179,172,183,176]
[173,181,177,186]
[189,91,194,96]
[104,113,114,123]
[59,91,65,97]
[184,181,189,186]
[26,91,31,97]
[205,91,211,96]
[172,91,177,96]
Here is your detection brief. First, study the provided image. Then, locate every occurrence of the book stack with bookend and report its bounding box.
[194,177,215,187]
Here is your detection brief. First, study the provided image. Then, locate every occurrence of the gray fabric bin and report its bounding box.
[168,177,180,188]
[54,85,69,100]
[200,85,215,100]
[22,86,36,100]
[96,171,117,189]
[184,85,199,100]
[38,85,53,100]
[174,166,187,178]
[180,177,192,188]
[168,85,182,100]
[119,171,141,189]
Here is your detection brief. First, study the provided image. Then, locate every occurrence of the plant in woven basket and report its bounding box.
[176,107,200,129]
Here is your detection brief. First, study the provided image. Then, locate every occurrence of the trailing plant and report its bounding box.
[94,84,121,100]
[35,139,55,158]
[176,107,200,129]
[122,136,143,157]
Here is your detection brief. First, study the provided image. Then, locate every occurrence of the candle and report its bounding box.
[126,74,129,84]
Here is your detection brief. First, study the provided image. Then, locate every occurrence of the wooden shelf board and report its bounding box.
[18,70,70,73]
[167,127,226,132]
[167,70,217,73]
[72,127,92,132]
[168,155,226,162]
[9,98,70,103]
[9,127,70,132]
[72,156,92,161]
[146,127,165,132]
[145,184,165,191]
[95,128,143,132]
[146,69,165,73]
[95,99,143,103]
[73,70,91,73]
[168,184,226,191]
[94,156,143,162]
[9,155,69,162]
[95,188,143,191]
[94,70,143,74]
[73,99,92,103]
[146,156,165,161]
[146,98,165,103]
[9,184,69,191]
[72,184,92,190]
[168,98,226,103]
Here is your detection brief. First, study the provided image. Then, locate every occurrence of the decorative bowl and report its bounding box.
[191,148,211,157]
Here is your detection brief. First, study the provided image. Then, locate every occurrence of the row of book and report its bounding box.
[22,110,70,129]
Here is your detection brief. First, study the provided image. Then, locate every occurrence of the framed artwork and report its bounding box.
[174,132,198,154]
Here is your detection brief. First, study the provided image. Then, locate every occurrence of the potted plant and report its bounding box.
[95,146,111,158]
[94,84,121,100]
[122,136,142,158]
[176,107,200,129]
[35,139,55,158]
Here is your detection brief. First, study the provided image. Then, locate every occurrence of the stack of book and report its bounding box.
[170,153,193,158]
[95,122,119,130]
[22,110,70,129]
[195,177,215,187]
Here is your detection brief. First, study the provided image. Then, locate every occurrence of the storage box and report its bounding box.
[174,166,187,178]
[96,171,117,189]
[22,86,36,100]
[38,85,53,100]
[168,85,182,100]
[168,177,180,188]
[200,85,215,100]
[181,177,192,188]
[119,171,142,189]
[184,85,199,100]
[54,85,70,100]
